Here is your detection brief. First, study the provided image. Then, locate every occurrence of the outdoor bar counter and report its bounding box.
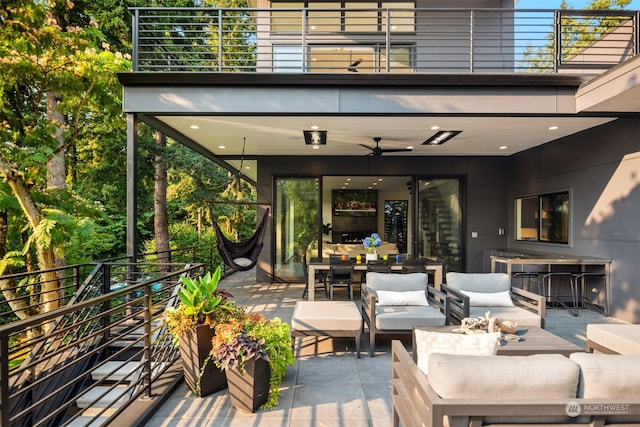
[489,249,611,315]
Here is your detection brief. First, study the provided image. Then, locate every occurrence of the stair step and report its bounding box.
[92,361,141,381]
[76,385,129,409]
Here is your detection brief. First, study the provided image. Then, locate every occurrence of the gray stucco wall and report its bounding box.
[256,117,639,322]
[507,118,640,323]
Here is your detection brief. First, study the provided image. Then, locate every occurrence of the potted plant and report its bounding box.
[164,265,244,397]
[363,232,382,261]
[211,312,295,412]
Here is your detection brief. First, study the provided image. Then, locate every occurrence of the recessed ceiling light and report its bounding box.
[373,182,378,186]
[312,146,320,150]
[378,178,383,181]
[346,178,352,181]
[218,145,226,149]
[499,146,508,150]
[190,125,199,129]
[244,166,251,169]
[406,146,414,150]
[430,125,440,130]
[548,125,559,130]
[310,125,319,130]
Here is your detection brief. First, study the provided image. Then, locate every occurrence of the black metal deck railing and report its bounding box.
[130,7,639,74]
[0,261,203,427]
[0,243,230,426]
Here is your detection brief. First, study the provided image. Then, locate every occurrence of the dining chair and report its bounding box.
[401,258,427,273]
[329,256,355,300]
[301,254,328,299]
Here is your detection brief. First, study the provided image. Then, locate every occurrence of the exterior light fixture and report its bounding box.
[304,130,327,145]
[422,130,462,145]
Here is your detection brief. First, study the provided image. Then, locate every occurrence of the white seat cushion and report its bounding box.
[292,301,362,331]
[469,306,542,327]
[375,305,445,330]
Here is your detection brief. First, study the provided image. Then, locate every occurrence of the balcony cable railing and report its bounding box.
[129,7,638,74]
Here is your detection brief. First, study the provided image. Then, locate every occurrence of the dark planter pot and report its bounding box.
[226,357,271,413]
[178,324,227,397]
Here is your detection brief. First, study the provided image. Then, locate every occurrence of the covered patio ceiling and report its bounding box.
[123,62,640,185]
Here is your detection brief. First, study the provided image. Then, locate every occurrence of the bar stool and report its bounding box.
[572,272,608,316]
[539,272,578,316]
[511,272,540,292]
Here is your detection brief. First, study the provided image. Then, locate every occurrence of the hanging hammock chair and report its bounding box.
[213,208,269,272]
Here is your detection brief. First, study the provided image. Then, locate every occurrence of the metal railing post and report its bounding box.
[143,280,153,398]
[302,9,308,72]
[132,9,139,71]
[554,10,560,73]
[1,332,9,427]
[469,9,474,72]
[385,9,391,72]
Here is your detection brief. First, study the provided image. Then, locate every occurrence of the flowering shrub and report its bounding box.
[363,232,382,254]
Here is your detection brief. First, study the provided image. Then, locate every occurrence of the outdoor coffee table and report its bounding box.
[291,301,362,358]
[413,326,582,356]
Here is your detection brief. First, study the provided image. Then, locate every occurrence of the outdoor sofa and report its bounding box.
[442,272,546,328]
[391,339,640,427]
[586,323,640,354]
[361,272,448,357]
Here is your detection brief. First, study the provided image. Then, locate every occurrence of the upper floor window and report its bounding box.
[270,1,415,32]
[515,191,570,244]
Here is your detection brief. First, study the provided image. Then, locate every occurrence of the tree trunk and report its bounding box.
[0,211,38,320]
[0,160,60,318]
[154,131,171,271]
[46,92,66,190]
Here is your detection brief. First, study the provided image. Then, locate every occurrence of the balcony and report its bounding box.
[131,7,639,74]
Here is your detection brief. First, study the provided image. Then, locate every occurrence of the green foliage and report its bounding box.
[211,312,294,409]
[178,268,223,316]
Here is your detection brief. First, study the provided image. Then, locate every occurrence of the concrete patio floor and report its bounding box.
[143,268,627,427]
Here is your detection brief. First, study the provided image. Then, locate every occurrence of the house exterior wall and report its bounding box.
[255,154,511,280]
[507,117,640,324]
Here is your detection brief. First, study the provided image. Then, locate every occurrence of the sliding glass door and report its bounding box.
[274,177,320,280]
[416,179,463,273]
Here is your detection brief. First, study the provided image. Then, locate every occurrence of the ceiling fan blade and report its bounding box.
[380,148,413,153]
[359,144,374,151]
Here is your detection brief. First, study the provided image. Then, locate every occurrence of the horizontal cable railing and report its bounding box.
[130,7,638,74]
[0,262,205,427]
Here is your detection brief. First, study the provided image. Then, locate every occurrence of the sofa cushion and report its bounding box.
[469,306,542,327]
[377,290,429,306]
[366,272,428,292]
[429,353,579,398]
[375,305,444,331]
[414,330,500,375]
[429,353,579,426]
[446,272,510,293]
[570,353,640,399]
[586,323,640,354]
[460,290,514,306]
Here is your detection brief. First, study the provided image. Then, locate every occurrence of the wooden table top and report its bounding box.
[414,326,583,357]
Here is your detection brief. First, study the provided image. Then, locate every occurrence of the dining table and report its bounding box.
[306,257,444,301]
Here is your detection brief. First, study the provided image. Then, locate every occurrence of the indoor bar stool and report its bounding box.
[572,272,609,316]
[539,272,579,316]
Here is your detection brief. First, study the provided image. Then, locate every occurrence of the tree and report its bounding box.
[0,1,130,318]
[519,0,634,72]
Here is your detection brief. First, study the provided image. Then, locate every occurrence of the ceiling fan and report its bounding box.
[359,137,413,157]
